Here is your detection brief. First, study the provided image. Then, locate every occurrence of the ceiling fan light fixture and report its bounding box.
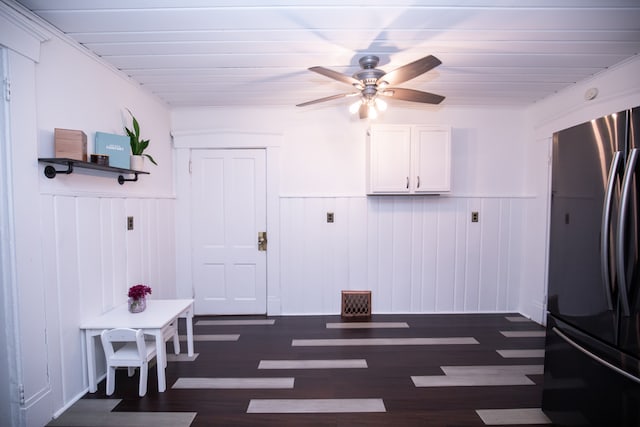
[349,99,363,114]
[375,98,387,111]
[368,105,378,120]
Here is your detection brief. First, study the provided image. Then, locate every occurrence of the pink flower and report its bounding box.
[128,284,152,300]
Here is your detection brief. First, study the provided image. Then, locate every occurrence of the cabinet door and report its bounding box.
[368,126,412,193]
[413,127,451,193]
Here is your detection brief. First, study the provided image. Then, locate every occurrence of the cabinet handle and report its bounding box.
[406,177,409,189]
[417,176,420,189]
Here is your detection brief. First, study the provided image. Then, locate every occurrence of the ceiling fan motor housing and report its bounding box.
[358,55,380,69]
[353,55,386,87]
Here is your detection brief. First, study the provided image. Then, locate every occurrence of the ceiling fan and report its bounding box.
[296,54,445,119]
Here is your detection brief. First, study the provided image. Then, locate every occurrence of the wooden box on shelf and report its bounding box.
[54,128,87,161]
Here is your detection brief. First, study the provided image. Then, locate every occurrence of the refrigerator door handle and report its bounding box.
[552,326,640,385]
[616,148,639,317]
[601,151,622,311]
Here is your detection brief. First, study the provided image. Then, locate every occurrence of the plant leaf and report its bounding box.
[144,154,158,166]
[132,116,140,138]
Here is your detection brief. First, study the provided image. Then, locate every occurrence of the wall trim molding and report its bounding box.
[0,1,50,61]
[51,386,92,419]
[38,189,177,200]
[531,55,640,131]
[172,129,283,149]
[279,193,537,199]
[174,137,282,315]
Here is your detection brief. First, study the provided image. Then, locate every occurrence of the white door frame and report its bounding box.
[0,46,22,427]
[173,130,282,315]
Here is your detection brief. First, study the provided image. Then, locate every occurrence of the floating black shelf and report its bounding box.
[38,158,149,185]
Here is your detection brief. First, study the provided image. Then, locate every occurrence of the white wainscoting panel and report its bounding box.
[40,195,175,401]
[279,196,525,315]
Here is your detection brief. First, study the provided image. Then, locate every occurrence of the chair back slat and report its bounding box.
[101,328,147,360]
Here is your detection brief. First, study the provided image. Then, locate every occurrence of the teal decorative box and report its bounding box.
[95,132,130,169]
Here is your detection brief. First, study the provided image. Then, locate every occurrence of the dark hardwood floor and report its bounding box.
[52,313,549,426]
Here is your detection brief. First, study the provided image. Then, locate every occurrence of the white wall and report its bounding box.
[172,104,531,317]
[34,36,176,421]
[521,55,640,325]
[173,106,528,197]
[1,3,175,424]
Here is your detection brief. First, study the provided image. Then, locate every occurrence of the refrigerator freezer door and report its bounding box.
[542,315,640,426]
[548,111,628,345]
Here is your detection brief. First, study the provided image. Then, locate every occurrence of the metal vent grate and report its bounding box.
[341,290,372,318]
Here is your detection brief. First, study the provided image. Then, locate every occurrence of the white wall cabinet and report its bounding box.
[367,124,451,194]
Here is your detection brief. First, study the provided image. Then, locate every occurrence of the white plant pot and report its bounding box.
[130,155,144,171]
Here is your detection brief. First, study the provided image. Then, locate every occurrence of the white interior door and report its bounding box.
[191,149,267,314]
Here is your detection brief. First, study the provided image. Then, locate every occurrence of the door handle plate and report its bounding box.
[258,231,267,251]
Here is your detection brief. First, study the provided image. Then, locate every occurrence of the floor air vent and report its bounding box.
[341,290,372,319]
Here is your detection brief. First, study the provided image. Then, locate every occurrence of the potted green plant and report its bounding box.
[125,109,157,170]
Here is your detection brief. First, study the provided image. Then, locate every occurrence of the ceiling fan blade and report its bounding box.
[309,66,362,86]
[296,92,359,107]
[381,87,445,104]
[377,55,442,86]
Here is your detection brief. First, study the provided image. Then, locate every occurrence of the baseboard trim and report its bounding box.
[52,373,106,419]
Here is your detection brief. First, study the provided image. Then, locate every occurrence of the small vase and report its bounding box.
[130,155,144,171]
[128,296,146,313]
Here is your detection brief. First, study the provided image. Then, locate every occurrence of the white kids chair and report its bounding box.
[100,328,158,397]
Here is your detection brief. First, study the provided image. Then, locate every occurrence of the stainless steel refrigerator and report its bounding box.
[542,107,640,425]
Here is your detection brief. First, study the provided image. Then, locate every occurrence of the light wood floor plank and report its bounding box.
[500,331,546,338]
[497,349,545,358]
[476,408,551,425]
[179,334,239,341]
[196,319,275,326]
[247,398,386,413]
[292,337,478,346]
[412,375,535,387]
[326,322,409,329]
[172,377,294,389]
[258,359,368,369]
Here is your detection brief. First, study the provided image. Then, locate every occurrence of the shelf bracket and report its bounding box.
[118,173,139,185]
[43,163,73,179]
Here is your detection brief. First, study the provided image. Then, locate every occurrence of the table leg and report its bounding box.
[85,331,97,393]
[186,309,194,357]
[155,332,166,392]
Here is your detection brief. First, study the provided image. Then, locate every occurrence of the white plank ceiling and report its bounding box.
[12,0,640,109]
